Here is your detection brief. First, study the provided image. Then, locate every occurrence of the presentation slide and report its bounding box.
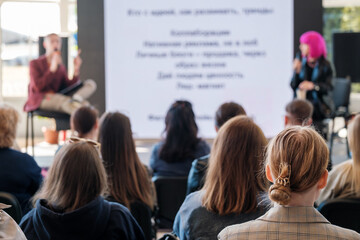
[104,0,293,138]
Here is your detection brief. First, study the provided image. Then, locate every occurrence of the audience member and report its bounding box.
[99,112,155,239]
[150,100,210,177]
[285,99,313,126]
[187,102,246,194]
[173,116,269,240]
[0,104,42,214]
[0,203,27,240]
[317,114,360,204]
[24,33,96,114]
[219,126,360,239]
[285,99,334,171]
[20,140,145,240]
[70,106,99,140]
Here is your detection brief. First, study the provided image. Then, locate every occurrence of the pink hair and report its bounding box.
[300,31,327,59]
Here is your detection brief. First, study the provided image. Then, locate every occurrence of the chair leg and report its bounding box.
[61,130,67,142]
[31,112,35,157]
[25,112,29,154]
[329,118,336,158]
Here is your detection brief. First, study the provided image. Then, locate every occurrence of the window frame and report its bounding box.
[0,0,75,100]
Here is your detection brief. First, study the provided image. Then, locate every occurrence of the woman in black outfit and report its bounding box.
[291,31,333,138]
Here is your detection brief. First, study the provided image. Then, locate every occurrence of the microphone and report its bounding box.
[54,48,61,55]
[53,48,61,68]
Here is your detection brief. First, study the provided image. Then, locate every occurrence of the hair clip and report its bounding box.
[275,177,290,187]
[276,162,291,187]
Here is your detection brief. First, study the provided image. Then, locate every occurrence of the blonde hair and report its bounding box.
[33,142,107,212]
[0,104,19,148]
[267,126,328,205]
[202,116,268,215]
[344,115,360,196]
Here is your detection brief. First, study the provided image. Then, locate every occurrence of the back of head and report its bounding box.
[71,106,98,137]
[34,142,106,212]
[160,100,200,163]
[99,112,135,169]
[285,99,313,126]
[215,102,246,129]
[202,116,268,215]
[267,126,328,205]
[98,112,153,209]
[347,114,360,194]
[0,104,19,148]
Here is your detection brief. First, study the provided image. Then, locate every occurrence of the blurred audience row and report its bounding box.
[0,98,359,239]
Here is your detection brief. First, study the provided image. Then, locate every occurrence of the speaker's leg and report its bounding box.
[329,117,335,158]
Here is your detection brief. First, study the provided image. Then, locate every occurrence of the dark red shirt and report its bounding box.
[24,55,79,112]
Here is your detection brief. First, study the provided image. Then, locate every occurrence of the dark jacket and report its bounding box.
[0,148,42,214]
[290,56,334,120]
[173,191,269,240]
[186,154,210,195]
[20,197,145,240]
[150,141,210,177]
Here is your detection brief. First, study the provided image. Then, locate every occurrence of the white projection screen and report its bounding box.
[104,0,293,139]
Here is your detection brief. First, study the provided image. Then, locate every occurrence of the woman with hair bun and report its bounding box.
[219,126,360,239]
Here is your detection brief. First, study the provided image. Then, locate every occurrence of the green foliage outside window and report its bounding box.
[324,7,360,92]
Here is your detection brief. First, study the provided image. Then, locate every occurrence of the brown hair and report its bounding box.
[71,106,98,137]
[99,112,153,209]
[285,99,313,126]
[215,102,246,128]
[267,126,328,205]
[345,114,360,196]
[0,104,19,148]
[202,116,268,215]
[33,142,107,212]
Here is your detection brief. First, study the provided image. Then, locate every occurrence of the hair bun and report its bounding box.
[269,183,291,205]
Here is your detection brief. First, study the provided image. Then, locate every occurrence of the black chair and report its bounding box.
[329,78,352,158]
[130,201,153,240]
[318,198,360,233]
[25,109,70,156]
[0,192,23,224]
[153,176,188,229]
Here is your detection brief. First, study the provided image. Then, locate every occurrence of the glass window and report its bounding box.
[323,4,360,92]
[1,2,60,97]
[67,2,78,77]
